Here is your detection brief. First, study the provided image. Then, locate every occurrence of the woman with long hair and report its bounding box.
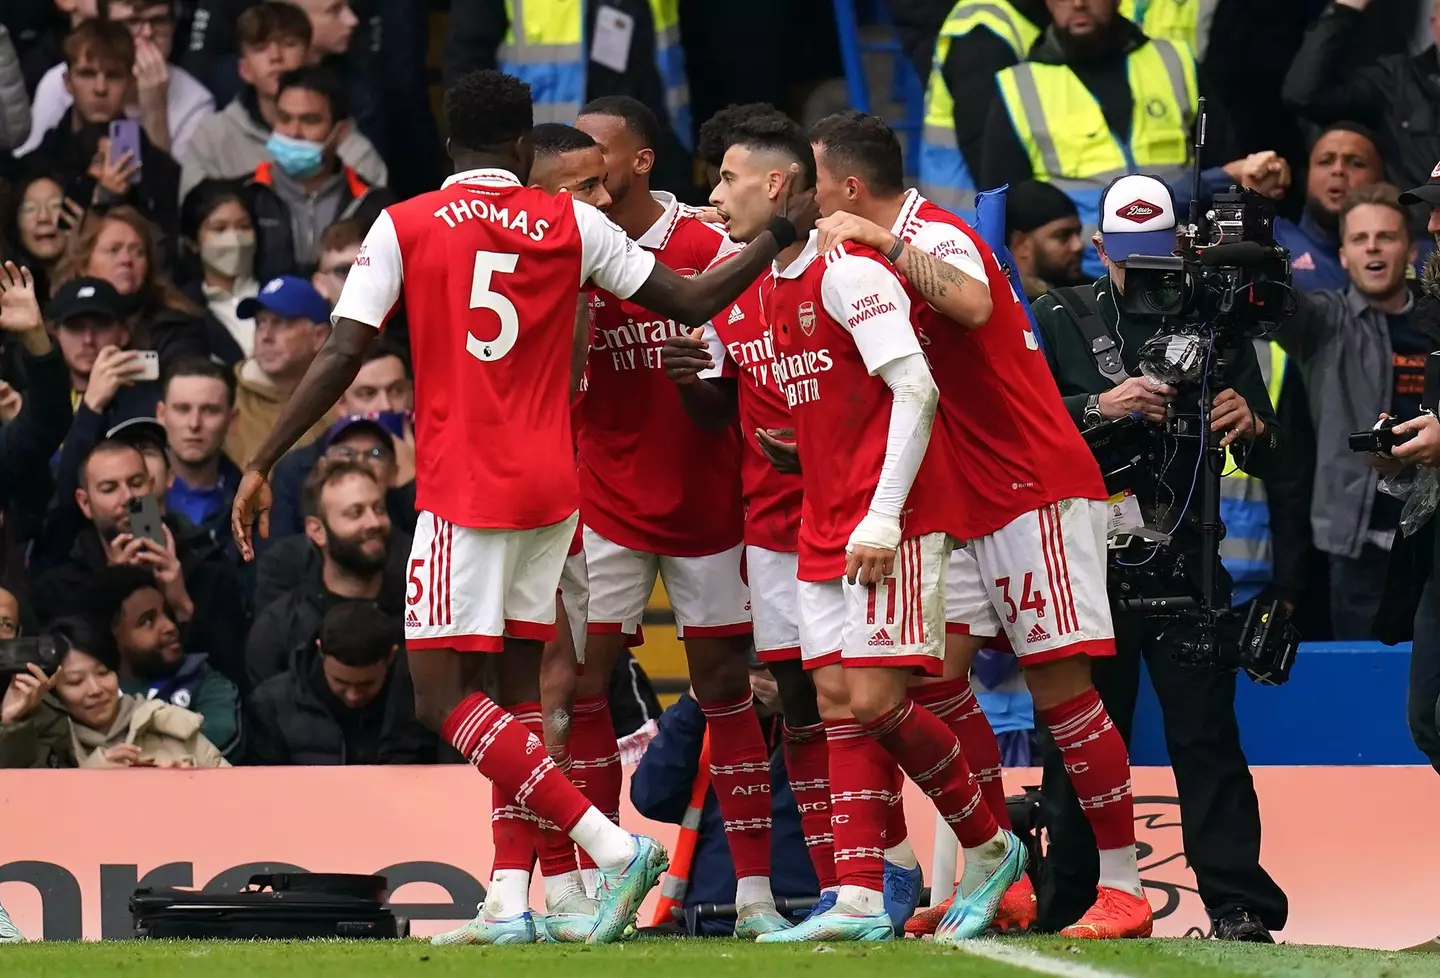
[53,205,210,368]
[6,169,84,301]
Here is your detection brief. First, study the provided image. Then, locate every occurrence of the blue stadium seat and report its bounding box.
[831,0,925,176]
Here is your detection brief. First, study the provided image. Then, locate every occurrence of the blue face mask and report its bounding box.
[265,131,326,178]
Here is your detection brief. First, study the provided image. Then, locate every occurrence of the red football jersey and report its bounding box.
[892,191,1106,537]
[764,235,960,581]
[578,193,744,557]
[704,256,802,553]
[332,168,656,531]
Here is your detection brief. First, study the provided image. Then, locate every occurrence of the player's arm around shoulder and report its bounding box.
[816,211,993,328]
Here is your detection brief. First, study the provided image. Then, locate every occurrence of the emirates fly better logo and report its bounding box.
[1115,199,1162,224]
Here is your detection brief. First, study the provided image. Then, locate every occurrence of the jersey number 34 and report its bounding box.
[467,250,520,362]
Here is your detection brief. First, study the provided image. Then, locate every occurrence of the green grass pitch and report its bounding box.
[2,935,1436,978]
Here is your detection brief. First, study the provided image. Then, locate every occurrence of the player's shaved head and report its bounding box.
[530,124,611,209]
[575,96,660,209]
[444,69,535,180]
[578,95,660,151]
[808,110,906,217]
[533,123,598,160]
[710,109,813,245]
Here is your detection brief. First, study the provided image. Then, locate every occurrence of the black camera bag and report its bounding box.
[131,873,406,939]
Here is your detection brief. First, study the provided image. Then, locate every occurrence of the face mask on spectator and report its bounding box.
[200,230,257,279]
[266,132,327,179]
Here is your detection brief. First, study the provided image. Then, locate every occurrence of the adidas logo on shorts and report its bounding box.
[727,303,745,324]
[868,628,895,647]
[1026,622,1051,644]
[406,610,421,628]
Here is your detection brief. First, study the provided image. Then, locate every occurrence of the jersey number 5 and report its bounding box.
[467,250,520,362]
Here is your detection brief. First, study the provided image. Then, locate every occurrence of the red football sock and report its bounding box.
[568,692,622,871]
[783,722,836,889]
[699,694,773,879]
[1037,688,1135,850]
[862,700,999,849]
[885,758,908,847]
[825,719,890,891]
[490,780,538,873]
[511,706,581,879]
[914,678,1012,830]
[443,691,590,836]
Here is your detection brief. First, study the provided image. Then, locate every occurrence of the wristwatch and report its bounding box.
[1083,394,1104,429]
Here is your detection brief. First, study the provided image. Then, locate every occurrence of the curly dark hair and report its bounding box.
[808,110,905,195]
[723,109,816,190]
[698,103,780,169]
[444,70,533,151]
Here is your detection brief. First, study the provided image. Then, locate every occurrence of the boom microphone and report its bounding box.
[1196,241,1288,267]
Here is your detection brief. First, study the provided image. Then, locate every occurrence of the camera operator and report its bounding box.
[1030,175,1288,941]
[1371,165,1440,772]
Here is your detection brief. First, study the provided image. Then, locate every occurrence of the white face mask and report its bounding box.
[200,230,257,279]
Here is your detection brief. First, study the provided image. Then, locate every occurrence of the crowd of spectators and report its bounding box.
[1,0,1440,773]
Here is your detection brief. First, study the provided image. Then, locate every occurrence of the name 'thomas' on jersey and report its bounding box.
[331,168,656,532]
[763,233,962,581]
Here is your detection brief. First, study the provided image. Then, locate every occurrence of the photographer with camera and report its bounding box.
[1270,184,1424,641]
[1365,166,1440,773]
[1031,175,1288,941]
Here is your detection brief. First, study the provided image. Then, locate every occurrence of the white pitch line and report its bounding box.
[946,939,1133,978]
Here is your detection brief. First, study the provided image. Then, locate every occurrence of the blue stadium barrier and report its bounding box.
[831,0,925,173]
[1130,641,1427,766]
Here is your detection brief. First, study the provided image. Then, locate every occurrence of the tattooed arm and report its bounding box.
[891,239,993,329]
[816,211,995,329]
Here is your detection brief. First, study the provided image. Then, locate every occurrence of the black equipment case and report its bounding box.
[131,873,407,939]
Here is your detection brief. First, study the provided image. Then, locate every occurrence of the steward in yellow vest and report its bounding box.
[918,0,1046,219]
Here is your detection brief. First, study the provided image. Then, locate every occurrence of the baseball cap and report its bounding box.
[1099,174,1178,263]
[320,414,397,453]
[237,275,330,325]
[46,277,125,325]
[107,417,168,453]
[1399,160,1440,206]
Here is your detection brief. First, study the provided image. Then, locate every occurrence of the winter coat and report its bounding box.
[247,639,435,765]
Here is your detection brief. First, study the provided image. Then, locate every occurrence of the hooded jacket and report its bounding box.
[223,359,337,471]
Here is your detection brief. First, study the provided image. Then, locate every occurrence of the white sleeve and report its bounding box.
[331,210,403,329]
[858,353,939,537]
[696,321,731,380]
[574,199,657,299]
[820,252,922,375]
[908,220,988,282]
[14,65,67,157]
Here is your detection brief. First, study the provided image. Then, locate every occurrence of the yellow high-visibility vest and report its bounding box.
[498,0,692,149]
[1220,340,1287,600]
[994,37,1197,274]
[918,0,1041,219]
[1119,0,1203,56]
